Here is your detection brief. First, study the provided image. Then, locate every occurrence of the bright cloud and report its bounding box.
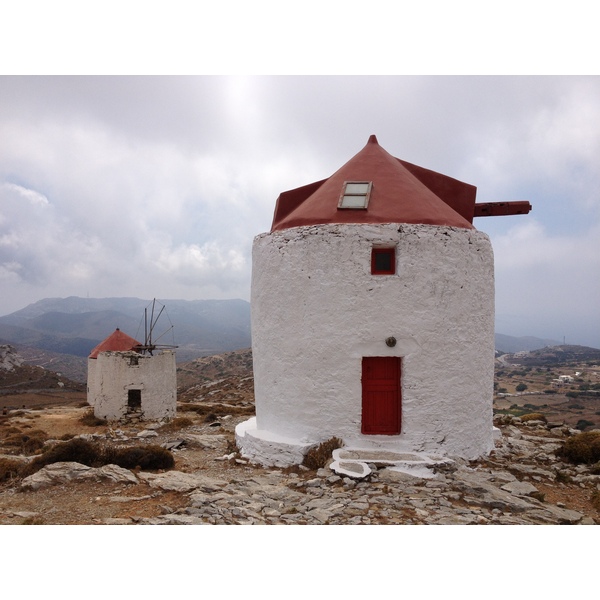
[0,76,599,347]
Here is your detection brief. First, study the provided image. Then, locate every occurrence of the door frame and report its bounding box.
[361,356,402,435]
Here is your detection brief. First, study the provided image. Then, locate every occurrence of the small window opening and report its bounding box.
[338,181,372,209]
[372,247,396,275]
[127,389,142,412]
[129,355,139,366]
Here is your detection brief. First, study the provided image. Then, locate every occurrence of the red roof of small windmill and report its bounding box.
[89,328,142,359]
[271,135,476,232]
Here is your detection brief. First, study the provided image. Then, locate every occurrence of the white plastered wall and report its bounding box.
[87,358,97,406]
[238,223,495,464]
[89,350,176,421]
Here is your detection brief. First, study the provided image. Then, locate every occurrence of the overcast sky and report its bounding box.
[1,75,599,347]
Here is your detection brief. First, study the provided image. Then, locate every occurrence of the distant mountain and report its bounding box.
[494,333,562,354]
[506,344,600,366]
[0,297,251,363]
[0,297,585,372]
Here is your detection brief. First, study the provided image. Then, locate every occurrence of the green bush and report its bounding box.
[302,437,343,470]
[556,431,600,464]
[575,419,595,431]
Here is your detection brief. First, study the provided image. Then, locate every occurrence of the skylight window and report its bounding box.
[338,181,372,209]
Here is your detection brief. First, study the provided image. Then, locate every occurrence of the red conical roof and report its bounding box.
[89,328,142,359]
[271,135,476,231]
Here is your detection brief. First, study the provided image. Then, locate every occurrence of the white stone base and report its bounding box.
[235,417,490,469]
[235,417,315,467]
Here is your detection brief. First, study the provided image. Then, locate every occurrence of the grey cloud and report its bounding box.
[0,76,598,347]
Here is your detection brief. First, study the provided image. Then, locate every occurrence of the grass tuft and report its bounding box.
[159,417,193,432]
[3,429,48,454]
[520,412,547,423]
[79,410,106,427]
[302,437,343,470]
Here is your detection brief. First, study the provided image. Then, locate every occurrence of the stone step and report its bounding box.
[330,448,454,480]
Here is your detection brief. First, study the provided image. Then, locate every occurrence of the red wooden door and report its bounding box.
[361,357,401,435]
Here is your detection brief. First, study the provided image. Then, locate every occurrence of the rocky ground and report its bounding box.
[1,398,598,525]
[1,346,598,525]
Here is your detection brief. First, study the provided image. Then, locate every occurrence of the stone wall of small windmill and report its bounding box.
[89,350,176,420]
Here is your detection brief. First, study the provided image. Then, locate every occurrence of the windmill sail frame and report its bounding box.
[137,299,178,355]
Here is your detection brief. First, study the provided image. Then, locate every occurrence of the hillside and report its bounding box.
[494,333,562,353]
[0,345,86,413]
[0,296,251,363]
[1,297,582,366]
[1,342,88,383]
[501,344,600,366]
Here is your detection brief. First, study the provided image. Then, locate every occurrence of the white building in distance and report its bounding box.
[87,328,176,421]
[236,135,531,466]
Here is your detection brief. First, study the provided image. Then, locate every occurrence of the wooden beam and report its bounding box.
[473,201,532,218]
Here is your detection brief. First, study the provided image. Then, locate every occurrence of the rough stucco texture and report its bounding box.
[88,350,176,421]
[249,223,495,461]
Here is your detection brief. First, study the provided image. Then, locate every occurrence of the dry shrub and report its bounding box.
[179,402,254,417]
[79,410,106,427]
[29,437,102,470]
[302,437,343,470]
[25,437,174,476]
[2,426,22,435]
[520,413,547,423]
[179,403,210,415]
[556,431,600,465]
[0,457,26,482]
[21,516,45,525]
[3,429,49,454]
[159,417,193,432]
[103,445,175,470]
